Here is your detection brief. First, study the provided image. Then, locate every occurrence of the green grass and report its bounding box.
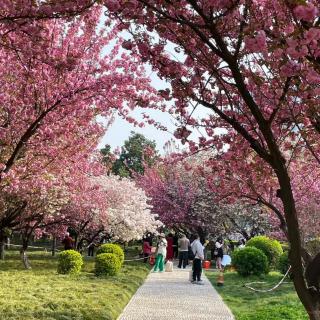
[206,271,308,320]
[0,250,150,320]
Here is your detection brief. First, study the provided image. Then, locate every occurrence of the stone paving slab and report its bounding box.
[118,266,234,320]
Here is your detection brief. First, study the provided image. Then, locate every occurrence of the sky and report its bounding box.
[97,71,180,154]
[97,69,213,154]
[96,22,213,154]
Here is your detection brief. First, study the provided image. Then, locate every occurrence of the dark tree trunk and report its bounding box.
[77,239,84,253]
[51,237,56,257]
[0,242,5,260]
[274,161,320,319]
[0,231,5,260]
[74,234,78,250]
[5,237,10,250]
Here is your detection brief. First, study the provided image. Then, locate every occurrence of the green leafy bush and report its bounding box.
[306,238,320,258]
[281,242,290,252]
[246,236,283,267]
[57,250,83,275]
[278,251,290,275]
[95,253,121,276]
[232,247,269,277]
[96,243,124,265]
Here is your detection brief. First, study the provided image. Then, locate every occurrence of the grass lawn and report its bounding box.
[0,250,150,320]
[206,271,308,320]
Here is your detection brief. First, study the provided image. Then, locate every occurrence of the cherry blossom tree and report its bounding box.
[137,161,197,229]
[102,1,320,316]
[1,1,320,316]
[52,173,109,253]
[0,6,159,263]
[97,174,162,242]
[138,154,272,240]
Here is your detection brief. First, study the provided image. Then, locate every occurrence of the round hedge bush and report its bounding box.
[246,236,283,267]
[278,251,290,275]
[57,250,83,275]
[95,253,121,276]
[96,243,124,265]
[232,247,269,277]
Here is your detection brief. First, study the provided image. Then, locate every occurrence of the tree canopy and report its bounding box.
[103,132,158,177]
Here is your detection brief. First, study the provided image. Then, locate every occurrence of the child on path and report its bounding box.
[153,233,167,272]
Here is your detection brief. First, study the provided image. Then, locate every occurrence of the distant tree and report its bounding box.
[100,144,115,175]
[112,132,158,177]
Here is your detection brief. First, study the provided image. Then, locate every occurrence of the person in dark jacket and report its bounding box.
[62,232,74,250]
[166,233,174,261]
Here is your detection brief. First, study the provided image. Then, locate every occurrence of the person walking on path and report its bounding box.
[153,233,167,272]
[177,234,190,269]
[215,237,224,270]
[62,232,74,250]
[191,234,205,284]
[143,237,152,263]
[166,233,174,261]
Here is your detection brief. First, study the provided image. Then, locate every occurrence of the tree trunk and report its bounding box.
[51,237,56,257]
[20,238,31,269]
[5,237,10,250]
[0,242,4,260]
[77,239,83,253]
[74,234,78,250]
[0,232,5,260]
[20,249,31,269]
[275,163,320,319]
[307,302,320,320]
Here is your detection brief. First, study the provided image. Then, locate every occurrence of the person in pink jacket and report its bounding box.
[143,238,152,263]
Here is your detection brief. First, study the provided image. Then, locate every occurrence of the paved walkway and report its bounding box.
[118,266,234,320]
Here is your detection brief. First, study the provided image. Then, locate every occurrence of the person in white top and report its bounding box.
[153,233,167,272]
[215,238,224,270]
[191,234,205,284]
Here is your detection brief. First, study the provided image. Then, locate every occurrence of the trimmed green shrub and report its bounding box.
[96,243,124,265]
[57,250,83,275]
[306,238,320,258]
[246,236,283,267]
[232,247,269,277]
[281,242,290,252]
[95,253,121,276]
[278,251,290,275]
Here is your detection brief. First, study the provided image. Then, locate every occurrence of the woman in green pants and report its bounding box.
[153,234,167,272]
